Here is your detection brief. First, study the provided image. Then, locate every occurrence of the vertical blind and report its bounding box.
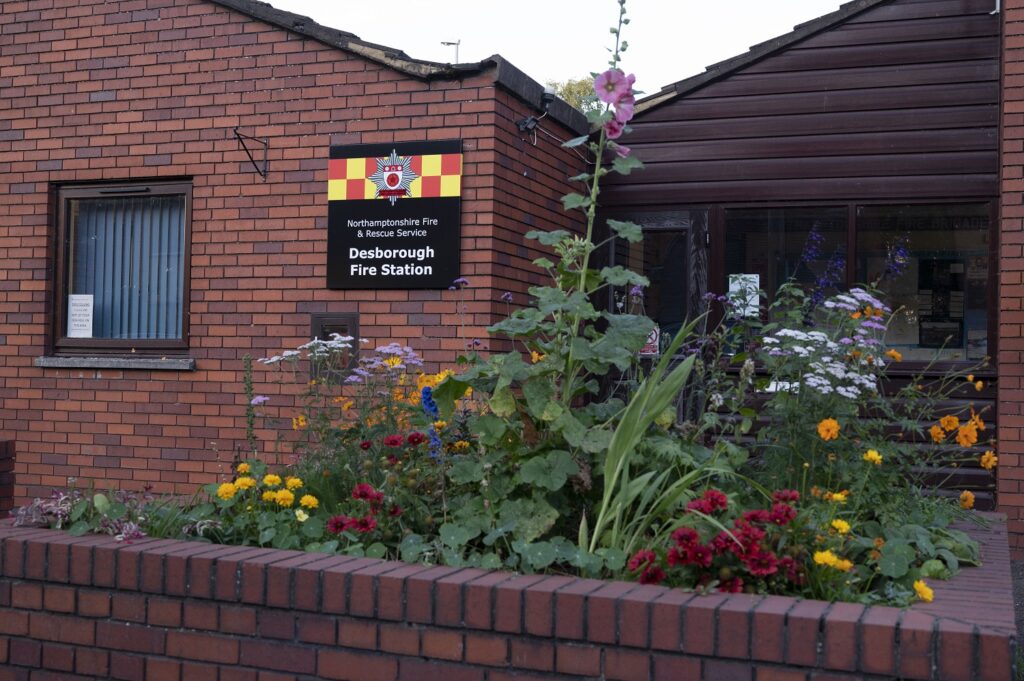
[69,195,185,340]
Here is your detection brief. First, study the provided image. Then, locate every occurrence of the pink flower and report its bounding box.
[383,434,404,447]
[614,94,635,123]
[593,69,634,105]
[353,515,377,533]
[627,549,656,572]
[671,526,700,547]
[702,489,728,511]
[742,549,779,577]
[604,118,625,140]
[327,515,354,535]
[772,489,800,504]
[768,503,797,526]
[613,143,631,158]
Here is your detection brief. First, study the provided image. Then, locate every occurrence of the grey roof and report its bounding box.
[636,0,893,114]
[206,0,588,133]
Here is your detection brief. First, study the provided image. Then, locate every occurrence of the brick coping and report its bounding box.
[0,516,1015,681]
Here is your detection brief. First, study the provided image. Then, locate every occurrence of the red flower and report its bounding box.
[386,454,399,466]
[406,432,426,446]
[772,489,800,504]
[690,544,713,568]
[388,505,403,517]
[718,576,744,593]
[733,520,766,549]
[742,549,779,577]
[671,526,700,547]
[327,515,354,535]
[627,549,656,572]
[352,483,384,507]
[359,440,372,450]
[639,565,666,585]
[768,503,796,526]
[353,515,377,533]
[710,531,736,555]
[741,509,771,525]
[702,489,728,511]
[686,499,712,514]
[666,546,689,567]
[383,434,404,447]
[779,556,804,584]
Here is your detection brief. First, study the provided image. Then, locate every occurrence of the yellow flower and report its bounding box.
[453,440,470,451]
[913,579,934,603]
[817,418,840,442]
[384,356,403,368]
[216,482,237,500]
[813,550,838,567]
[299,494,319,509]
[959,490,975,510]
[929,425,945,444]
[970,410,986,432]
[980,451,998,471]
[433,420,448,430]
[292,415,308,430]
[975,380,984,392]
[263,474,282,488]
[939,415,959,432]
[967,374,974,382]
[831,519,851,535]
[274,489,295,507]
[863,449,883,465]
[235,476,256,490]
[236,462,251,474]
[333,397,354,410]
[824,490,849,504]
[884,349,902,362]
[295,509,309,522]
[285,476,303,490]
[261,490,276,502]
[530,351,545,364]
[833,558,854,572]
[956,423,978,448]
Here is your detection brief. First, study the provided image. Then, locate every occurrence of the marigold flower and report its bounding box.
[274,489,295,507]
[299,494,319,510]
[285,476,303,490]
[824,490,848,504]
[294,509,309,523]
[884,349,902,362]
[813,550,838,567]
[956,423,978,448]
[831,519,851,535]
[939,415,960,432]
[263,474,282,488]
[967,374,975,382]
[929,425,945,444]
[959,490,975,510]
[261,490,276,502]
[863,449,883,465]
[913,579,934,603]
[975,380,984,391]
[980,451,998,470]
[236,462,251,474]
[817,418,840,442]
[291,415,307,430]
[216,482,237,500]
[235,476,256,490]
[453,440,470,451]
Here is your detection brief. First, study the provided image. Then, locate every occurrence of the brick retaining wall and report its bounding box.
[0,518,1015,681]
[0,443,12,520]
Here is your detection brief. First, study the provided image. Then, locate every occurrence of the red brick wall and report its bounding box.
[1002,0,1024,552]
[0,444,12,519]
[0,523,1015,681]
[0,0,584,503]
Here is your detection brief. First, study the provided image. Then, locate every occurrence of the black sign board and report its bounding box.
[327,140,462,289]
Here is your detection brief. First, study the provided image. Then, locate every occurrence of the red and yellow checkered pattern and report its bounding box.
[328,153,462,201]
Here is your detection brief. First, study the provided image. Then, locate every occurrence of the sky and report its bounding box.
[268,0,844,95]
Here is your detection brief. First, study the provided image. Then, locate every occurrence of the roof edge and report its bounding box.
[205,0,587,134]
[634,0,891,115]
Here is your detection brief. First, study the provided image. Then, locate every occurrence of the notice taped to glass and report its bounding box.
[327,140,462,289]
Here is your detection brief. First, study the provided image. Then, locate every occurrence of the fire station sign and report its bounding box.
[327,140,462,289]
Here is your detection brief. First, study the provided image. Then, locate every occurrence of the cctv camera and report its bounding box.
[541,87,556,111]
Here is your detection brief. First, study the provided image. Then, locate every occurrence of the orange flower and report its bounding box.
[884,349,902,362]
[817,418,840,442]
[959,490,975,510]
[980,451,998,470]
[929,425,945,444]
[956,423,978,448]
[939,415,959,432]
[969,410,986,432]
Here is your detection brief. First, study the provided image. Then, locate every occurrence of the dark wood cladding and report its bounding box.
[604,0,999,206]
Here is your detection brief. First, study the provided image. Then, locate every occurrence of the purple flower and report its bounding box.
[629,284,645,300]
[500,291,514,303]
[861,320,887,331]
[613,143,631,158]
[593,69,634,105]
[250,395,269,406]
[453,277,469,287]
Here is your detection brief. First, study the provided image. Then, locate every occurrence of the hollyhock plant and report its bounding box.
[593,68,634,104]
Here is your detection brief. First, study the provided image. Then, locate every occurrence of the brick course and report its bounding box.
[0,519,1015,680]
[0,0,585,504]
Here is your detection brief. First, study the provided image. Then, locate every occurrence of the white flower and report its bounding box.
[295,509,309,522]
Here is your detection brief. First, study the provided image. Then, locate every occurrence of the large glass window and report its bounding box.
[56,182,190,352]
[724,207,847,307]
[856,204,989,361]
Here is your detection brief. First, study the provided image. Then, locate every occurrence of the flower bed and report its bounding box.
[0,516,1014,681]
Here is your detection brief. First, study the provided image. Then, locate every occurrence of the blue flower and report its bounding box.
[428,428,443,461]
[421,386,439,419]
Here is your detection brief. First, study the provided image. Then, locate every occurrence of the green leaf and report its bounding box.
[431,377,472,419]
[561,193,591,211]
[301,517,324,539]
[519,451,580,491]
[596,547,627,572]
[552,411,587,448]
[70,500,88,522]
[365,542,387,559]
[532,257,555,269]
[399,534,425,563]
[599,266,649,288]
[92,494,110,515]
[525,229,571,245]
[522,377,555,421]
[68,520,90,537]
[480,553,503,570]
[489,386,517,418]
[606,219,643,243]
[448,459,485,485]
[439,522,479,548]
[107,503,127,520]
[517,541,557,570]
[612,154,643,176]
[581,428,612,454]
[500,498,559,543]
[259,527,277,545]
[563,134,590,148]
[878,541,915,579]
[472,414,508,446]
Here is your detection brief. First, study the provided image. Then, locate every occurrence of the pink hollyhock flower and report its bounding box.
[604,118,625,140]
[614,94,635,123]
[593,69,633,104]
[613,143,631,158]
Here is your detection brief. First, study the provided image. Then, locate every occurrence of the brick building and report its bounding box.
[0,0,586,500]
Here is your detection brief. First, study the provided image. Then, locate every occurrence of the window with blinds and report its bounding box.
[55,182,191,352]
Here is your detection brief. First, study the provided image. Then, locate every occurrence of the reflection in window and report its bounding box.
[856,204,989,361]
[724,207,848,308]
[621,230,690,343]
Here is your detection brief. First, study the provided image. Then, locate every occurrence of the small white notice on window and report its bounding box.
[67,294,94,338]
[728,274,760,318]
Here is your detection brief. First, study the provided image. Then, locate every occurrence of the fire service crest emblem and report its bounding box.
[368,149,418,205]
